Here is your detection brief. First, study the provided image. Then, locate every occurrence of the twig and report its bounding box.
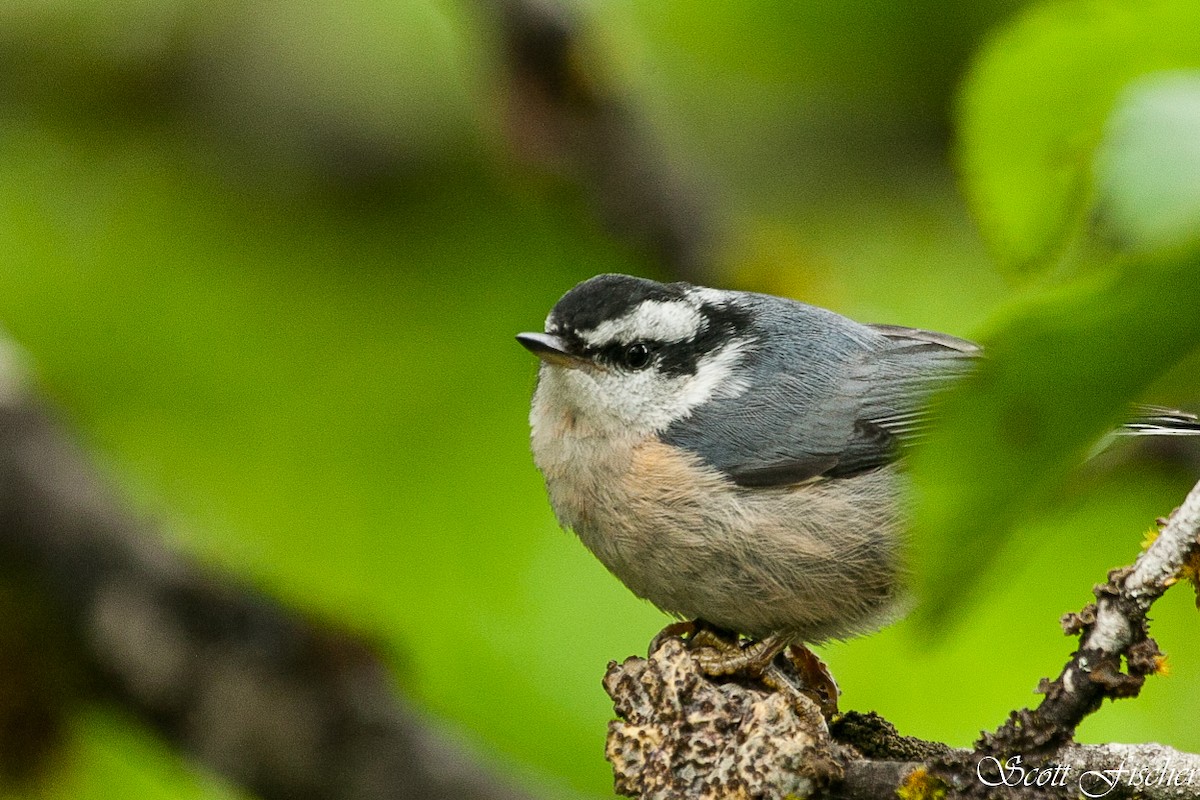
[0,336,537,800]
[978,478,1200,758]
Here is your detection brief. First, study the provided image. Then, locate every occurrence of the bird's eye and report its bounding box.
[622,342,652,370]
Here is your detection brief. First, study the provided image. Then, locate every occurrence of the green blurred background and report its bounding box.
[2,0,1199,797]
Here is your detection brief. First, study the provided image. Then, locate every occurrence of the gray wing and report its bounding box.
[661,311,979,488]
[850,324,982,448]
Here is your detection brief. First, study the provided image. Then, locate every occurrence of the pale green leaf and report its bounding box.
[957,0,1200,277]
[1093,70,1200,253]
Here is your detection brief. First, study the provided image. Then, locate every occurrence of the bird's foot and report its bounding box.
[649,619,740,659]
[648,620,698,656]
[759,661,833,729]
[785,644,840,718]
[691,630,789,676]
[649,621,840,719]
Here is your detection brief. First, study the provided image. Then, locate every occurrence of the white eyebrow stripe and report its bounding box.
[685,286,735,306]
[578,299,703,346]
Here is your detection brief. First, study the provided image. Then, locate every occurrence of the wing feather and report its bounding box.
[660,309,981,487]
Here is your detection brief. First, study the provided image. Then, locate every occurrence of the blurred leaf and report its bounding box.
[956,0,1200,278]
[910,246,1200,625]
[1093,70,1200,253]
[830,469,1198,750]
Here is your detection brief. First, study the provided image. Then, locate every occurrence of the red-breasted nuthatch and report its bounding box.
[517,274,1200,687]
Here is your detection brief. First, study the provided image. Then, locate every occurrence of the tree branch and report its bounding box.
[482,0,715,280]
[978,480,1200,758]
[0,337,537,800]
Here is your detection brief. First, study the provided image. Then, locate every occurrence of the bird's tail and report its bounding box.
[1121,404,1200,437]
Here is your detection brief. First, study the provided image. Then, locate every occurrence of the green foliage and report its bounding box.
[910,249,1200,620]
[0,120,658,795]
[1093,72,1200,252]
[957,0,1200,277]
[918,0,1200,622]
[47,711,246,800]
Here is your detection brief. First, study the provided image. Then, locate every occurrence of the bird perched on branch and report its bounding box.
[517,273,1200,711]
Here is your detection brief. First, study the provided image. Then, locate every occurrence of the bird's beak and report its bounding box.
[516,332,588,368]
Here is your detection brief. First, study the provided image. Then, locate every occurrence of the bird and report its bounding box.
[516,273,1199,708]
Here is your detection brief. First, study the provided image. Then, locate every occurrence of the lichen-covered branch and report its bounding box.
[604,638,1200,799]
[0,336,536,800]
[605,637,845,800]
[603,478,1200,799]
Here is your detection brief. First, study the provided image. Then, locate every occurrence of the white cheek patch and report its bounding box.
[684,339,752,406]
[579,300,702,346]
[547,338,751,435]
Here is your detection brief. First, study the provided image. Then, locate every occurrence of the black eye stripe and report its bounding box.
[657,303,752,376]
[557,301,752,374]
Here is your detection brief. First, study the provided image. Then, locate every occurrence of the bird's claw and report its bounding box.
[785,644,840,718]
[692,630,788,676]
[651,621,841,719]
[648,620,698,656]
